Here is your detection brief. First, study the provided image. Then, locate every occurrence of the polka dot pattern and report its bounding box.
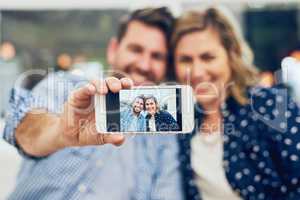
[178,85,300,200]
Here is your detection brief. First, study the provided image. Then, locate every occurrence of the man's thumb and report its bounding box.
[102,134,125,146]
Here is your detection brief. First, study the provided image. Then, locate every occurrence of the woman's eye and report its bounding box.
[178,56,192,63]
[201,54,215,62]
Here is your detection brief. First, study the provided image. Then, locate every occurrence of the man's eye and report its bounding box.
[128,45,143,54]
[152,53,166,61]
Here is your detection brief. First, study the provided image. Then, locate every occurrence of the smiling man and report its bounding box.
[3,7,183,200]
[121,95,146,132]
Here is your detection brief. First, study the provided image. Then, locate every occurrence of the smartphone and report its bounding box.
[95,85,194,134]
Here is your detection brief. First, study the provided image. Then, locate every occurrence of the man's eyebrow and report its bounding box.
[152,51,166,57]
[152,51,168,59]
[127,43,143,49]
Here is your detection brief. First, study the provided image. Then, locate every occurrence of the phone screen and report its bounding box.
[105,88,182,132]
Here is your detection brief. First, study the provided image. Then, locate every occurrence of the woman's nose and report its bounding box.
[192,60,207,77]
[186,62,209,86]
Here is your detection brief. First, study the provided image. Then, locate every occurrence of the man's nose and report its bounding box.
[137,53,151,72]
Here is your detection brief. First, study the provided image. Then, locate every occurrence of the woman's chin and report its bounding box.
[147,111,155,116]
[195,94,218,106]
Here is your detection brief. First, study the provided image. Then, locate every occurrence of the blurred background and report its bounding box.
[0,0,300,199]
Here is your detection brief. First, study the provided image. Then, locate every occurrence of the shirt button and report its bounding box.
[78,184,87,193]
[96,160,103,168]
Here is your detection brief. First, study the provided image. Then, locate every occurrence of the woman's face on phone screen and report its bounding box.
[145,98,157,115]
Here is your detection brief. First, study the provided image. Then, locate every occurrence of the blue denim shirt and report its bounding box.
[121,108,146,132]
[2,72,183,200]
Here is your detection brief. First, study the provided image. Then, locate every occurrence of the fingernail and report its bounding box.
[87,84,96,93]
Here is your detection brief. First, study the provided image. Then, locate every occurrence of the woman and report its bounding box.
[145,95,179,132]
[172,7,300,200]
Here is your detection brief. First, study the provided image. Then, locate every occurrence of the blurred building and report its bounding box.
[0,1,299,88]
[0,41,22,117]
[0,1,299,199]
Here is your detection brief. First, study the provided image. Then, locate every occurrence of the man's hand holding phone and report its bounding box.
[57,77,133,149]
[15,76,193,157]
[95,82,194,134]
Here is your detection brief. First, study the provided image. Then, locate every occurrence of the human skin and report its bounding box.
[133,98,144,115]
[15,20,168,157]
[145,98,157,116]
[174,28,232,133]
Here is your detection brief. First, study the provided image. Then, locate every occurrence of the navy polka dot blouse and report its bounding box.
[178,85,300,200]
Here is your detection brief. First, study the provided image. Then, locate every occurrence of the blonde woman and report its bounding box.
[173,7,300,200]
[145,95,179,132]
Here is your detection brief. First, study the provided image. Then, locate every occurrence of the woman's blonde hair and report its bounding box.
[171,7,259,105]
[145,95,160,111]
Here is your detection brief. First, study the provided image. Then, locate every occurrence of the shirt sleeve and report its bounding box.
[2,72,85,159]
[2,87,40,159]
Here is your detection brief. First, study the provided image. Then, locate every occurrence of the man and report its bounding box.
[121,95,146,132]
[3,7,183,200]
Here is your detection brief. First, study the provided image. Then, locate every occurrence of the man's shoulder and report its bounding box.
[121,107,132,117]
[32,71,88,93]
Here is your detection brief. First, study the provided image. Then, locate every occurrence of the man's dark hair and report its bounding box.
[117,7,174,45]
[132,95,146,110]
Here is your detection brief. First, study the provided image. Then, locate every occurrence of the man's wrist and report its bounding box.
[54,116,67,152]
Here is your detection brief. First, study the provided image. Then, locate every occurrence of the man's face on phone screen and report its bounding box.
[133,98,144,114]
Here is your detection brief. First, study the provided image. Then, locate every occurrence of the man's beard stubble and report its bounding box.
[111,64,157,86]
[133,106,141,115]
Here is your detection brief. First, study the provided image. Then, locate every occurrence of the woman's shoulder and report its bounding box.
[222,84,298,133]
[248,84,290,101]
[158,110,171,116]
[245,84,299,132]
[225,84,292,118]
[246,84,293,113]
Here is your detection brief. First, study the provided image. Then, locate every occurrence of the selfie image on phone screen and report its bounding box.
[95,85,194,134]
[95,86,194,133]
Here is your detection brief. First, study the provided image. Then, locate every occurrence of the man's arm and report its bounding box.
[140,117,147,132]
[15,110,64,157]
[14,77,132,157]
[120,109,129,132]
